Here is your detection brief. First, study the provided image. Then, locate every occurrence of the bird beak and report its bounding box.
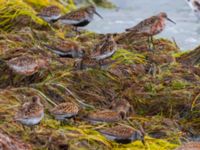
[94,10,103,19]
[167,17,176,24]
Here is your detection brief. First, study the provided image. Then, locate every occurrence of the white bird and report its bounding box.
[186,0,200,19]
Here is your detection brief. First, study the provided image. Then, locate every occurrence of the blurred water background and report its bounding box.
[86,0,200,50]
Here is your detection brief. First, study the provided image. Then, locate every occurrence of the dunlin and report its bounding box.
[110,99,134,119]
[15,96,44,128]
[175,142,200,150]
[5,55,49,85]
[126,12,175,50]
[187,0,200,19]
[99,125,145,144]
[85,110,122,123]
[37,5,61,23]
[50,102,79,124]
[7,55,48,76]
[58,5,103,27]
[45,40,85,58]
[91,34,117,61]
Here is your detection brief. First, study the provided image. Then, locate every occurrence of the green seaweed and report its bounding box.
[0,0,198,149]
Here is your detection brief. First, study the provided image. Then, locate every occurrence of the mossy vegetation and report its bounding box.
[0,0,199,150]
[76,0,116,8]
[91,0,116,8]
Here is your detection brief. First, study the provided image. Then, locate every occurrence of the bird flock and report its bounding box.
[11,4,178,146]
[10,2,199,148]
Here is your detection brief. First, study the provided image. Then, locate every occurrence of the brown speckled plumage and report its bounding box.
[15,96,44,126]
[38,6,61,17]
[59,5,95,21]
[7,55,48,76]
[50,102,79,120]
[58,5,102,27]
[46,40,84,58]
[110,99,134,119]
[91,34,117,60]
[86,110,121,123]
[99,125,138,139]
[15,96,43,119]
[99,125,144,144]
[126,12,172,36]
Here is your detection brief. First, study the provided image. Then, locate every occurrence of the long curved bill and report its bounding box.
[94,10,103,19]
[167,17,176,24]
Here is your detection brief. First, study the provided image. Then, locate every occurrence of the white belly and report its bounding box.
[42,15,61,22]
[60,19,82,25]
[54,114,76,120]
[93,50,116,61]
[52,49,72,56]
[17,113,44,126]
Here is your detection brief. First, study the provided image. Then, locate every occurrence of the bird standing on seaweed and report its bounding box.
[57,5,103,29]
[45,40,85,58]
[126,12,176,50]
[37,5,61,23]
[91,34,117,61]
[85,110,122,123]
[50,102,79,125]
[98,125,145,145]
[14,96,44,131]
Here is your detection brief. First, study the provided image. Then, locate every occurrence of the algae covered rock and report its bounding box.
[0,0,199,150]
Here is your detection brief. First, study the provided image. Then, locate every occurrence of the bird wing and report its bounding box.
[100,40,116,54]
[100,127,131,139]
[59,9,87,21]
[92,38,116,58]
[38,8,60,17]
[126,16,158,33]
[51,103,78,115]
[23,103,43,118]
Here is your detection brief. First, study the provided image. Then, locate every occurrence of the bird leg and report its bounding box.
[60,120,64,126]
[70,117,76,124]
[141,137,146,146]
[30,126,36,133]
[72,27,81,35]
[9,70,14,86]
[147,36,155,51]
[147,36,151,50]
[22,125,26,131]
[150,36,155,51]
[60,120,68,126]
[98,60,103,68]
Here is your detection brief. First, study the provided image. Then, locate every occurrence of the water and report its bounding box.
[86,0,200,50]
